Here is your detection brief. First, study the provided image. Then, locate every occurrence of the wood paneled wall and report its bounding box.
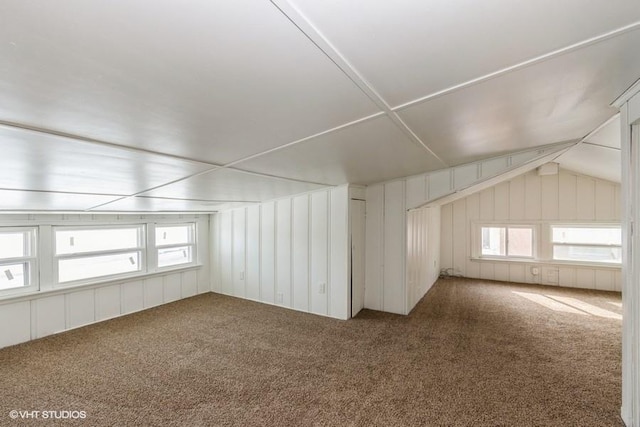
[0,214,210,349]
[440,169,622,291]
[211,186,350,320]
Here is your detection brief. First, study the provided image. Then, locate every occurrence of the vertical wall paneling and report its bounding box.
[292,195,310,312]
[540,174,559,220]
[66,289,95,329]
[440,203,453,272]
[196,217,210,294]
[595,180,616,220]
[479,188,494,220]
[454,164,479,190]
[559,172,578,220]
[181,270,198,298]
[219,211,233,295]
[144,277,164,308]
[232,209,246,298]
[452,199,466,275]
[524,173,541,220]
[123,281,144,313]
[163,275,182,303]
[441,169,621,291]
[383,181,406,314]
[493,182,510,220]
[96,284,121,321]
[364,185,384,311]
[276,199,292,307]
[311,191,328,316]
[35,295,65,338]
[406,175,427,209]
[330,186,349,319]
[509,175,526,219]
[246,205,261,301]
[260,202,276,304]
[210,213,221,293]
[576,176,596,220]
[0,302,30,348]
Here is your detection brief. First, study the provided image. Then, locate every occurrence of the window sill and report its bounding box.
[470,257,621,270]
[0,264,203,306]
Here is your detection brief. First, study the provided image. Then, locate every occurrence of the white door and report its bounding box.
[351,200,365,317]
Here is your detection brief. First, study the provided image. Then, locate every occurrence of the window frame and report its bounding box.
[0,227,38,296]
[52,224,147,287]
[474,223,537,260]
[550,224,622,265]
[153,222,198,271]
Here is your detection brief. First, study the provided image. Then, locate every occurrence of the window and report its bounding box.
[54,226,145,284]
[0,228,37,292]
[155,224,196,268]
[551,225,621,264]
[480,226,534,258]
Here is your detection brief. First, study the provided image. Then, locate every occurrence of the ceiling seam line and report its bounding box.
[392,21,640,111]
[268,0,448,167]
[221,112,384,168]
[0,120,223,169]
[0,188,127,197]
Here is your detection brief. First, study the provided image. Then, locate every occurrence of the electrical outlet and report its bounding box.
[276,293,283,303]
[318,283,326,294]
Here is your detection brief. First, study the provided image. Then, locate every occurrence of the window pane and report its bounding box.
[507,228,533,257]
[158,246,192,268]
[56,228,140,255]
[156,225,192,246]
[0,232,26,259]
[552,227,621,245]
[481,227,506,256]
[58,252,141,283]
[0,263,27,290]
[553,245,621,263]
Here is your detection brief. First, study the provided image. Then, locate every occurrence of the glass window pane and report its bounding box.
[553,245,622,263]
[481,227,506,256]
[0,232,26,259]
[507,228,533,257]
[158,246,192,268]
[56,228,140,255]
[552,227,621,245]
[156,225,192,246]
[58,252,141,283]
[0,263,27,290]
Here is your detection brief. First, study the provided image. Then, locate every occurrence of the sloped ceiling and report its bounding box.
[0,0,637,211]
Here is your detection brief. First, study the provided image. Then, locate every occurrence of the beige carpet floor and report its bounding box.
[0,278,623,426]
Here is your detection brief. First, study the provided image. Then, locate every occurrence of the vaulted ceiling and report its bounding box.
[0,0,637,212]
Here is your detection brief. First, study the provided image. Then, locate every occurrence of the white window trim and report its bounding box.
[550,223,622,265]
[52,224,147,287]
[0,226,39,297]
[472,222,538,260]
[154,223,198,271]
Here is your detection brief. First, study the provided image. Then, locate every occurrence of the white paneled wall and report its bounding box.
[365,181,441,315]
[0,214,210,350]
[440,169,622,291]
[407,207,441,312]
[211,186,350,320]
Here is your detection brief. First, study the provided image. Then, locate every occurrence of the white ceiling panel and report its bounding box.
[0,190,119,212]
[142,168,328,202]
[235,116,442,185]
[0,0,378,165]
[397,30,640,166]
[557,144,621,183]
[291,0,640,106]
[91,197,250,213]
[0,126,213,195]
[584,116,621,148]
